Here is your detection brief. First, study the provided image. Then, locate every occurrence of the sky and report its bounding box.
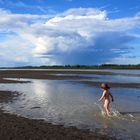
[0,0,140,67]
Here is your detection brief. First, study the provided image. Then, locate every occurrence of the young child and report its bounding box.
[98,83,114,116]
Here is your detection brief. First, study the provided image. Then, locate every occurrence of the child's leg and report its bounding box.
[106,102,111,115]
[104,100,111,116]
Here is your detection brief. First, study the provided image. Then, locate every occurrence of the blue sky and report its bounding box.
[0,0,140,66]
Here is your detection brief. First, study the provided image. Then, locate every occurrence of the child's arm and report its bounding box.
[98,91,106,102]
[109,92,114,102]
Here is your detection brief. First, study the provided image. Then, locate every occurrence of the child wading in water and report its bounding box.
[98,83,114,116]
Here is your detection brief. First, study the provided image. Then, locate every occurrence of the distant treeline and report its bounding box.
[2,64,140,69]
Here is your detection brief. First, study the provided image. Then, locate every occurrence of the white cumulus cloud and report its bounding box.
[0,8,140,66]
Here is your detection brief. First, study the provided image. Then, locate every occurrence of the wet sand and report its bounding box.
[0,90,116,140]
[0,69,139,139]
[0,69,139,88]
[0,70,97,82]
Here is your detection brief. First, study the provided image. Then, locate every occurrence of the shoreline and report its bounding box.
[0,90,116,140]
[78,81,140,88]
[0,70,139,88]
[0,69,139,139]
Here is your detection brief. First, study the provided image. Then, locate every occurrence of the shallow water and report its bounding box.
[0,70,140,140]
[55,73,140,83]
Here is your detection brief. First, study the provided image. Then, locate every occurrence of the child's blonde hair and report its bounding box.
[100,83,110,89]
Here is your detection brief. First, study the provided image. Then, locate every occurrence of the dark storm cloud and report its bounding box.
[42,32,136,65]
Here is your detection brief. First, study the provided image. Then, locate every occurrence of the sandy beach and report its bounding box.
[0,90,116,140]
[0,70,118,140]
[0,69,139,140]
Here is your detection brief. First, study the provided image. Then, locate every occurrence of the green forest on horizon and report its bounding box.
[1,64,140,69]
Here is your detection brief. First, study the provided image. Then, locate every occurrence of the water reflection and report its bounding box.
[0,78,140,139]
[52,73,140,83]
[92,75,140,83]
[32,80,51,102]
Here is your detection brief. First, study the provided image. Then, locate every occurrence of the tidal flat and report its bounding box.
[0,69,140,140]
